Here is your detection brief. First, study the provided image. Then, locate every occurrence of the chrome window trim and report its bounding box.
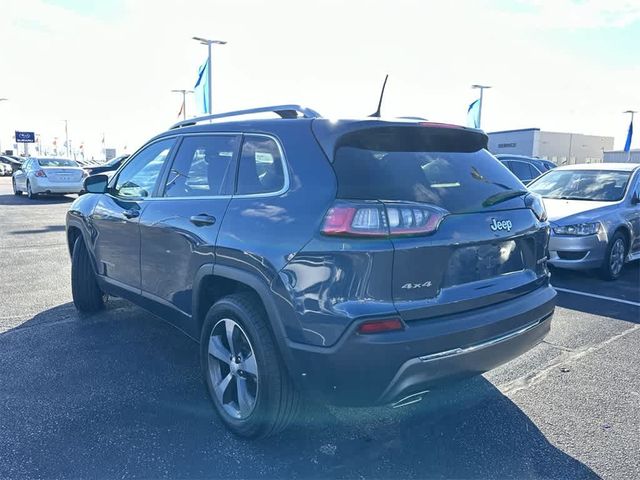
[143,132,290,201]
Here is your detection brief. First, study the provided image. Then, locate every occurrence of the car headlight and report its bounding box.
[553,222,601,236]
[525,193,547,222]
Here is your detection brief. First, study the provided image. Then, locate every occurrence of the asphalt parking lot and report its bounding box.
[0,176,638,479]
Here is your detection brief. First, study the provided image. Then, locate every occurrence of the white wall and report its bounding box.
[487,129,537,156]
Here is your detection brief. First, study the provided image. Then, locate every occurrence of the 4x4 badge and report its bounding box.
[490,218,512,232]
[401,281,433,290]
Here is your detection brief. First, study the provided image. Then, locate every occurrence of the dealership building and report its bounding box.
[602,149,640,163]
[487,128,614,166]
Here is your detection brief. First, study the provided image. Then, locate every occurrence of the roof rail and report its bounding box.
[170,104,322,129]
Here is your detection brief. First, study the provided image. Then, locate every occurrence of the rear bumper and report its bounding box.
[31,178,84,194]
[548,233,607,270]
[286,284,556,406]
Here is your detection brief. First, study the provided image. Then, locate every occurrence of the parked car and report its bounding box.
[0,162,11,176]
[84,155,129,176]
[496,154,553,185]
[539,159,557,171]
[67,105,555,438]
[0,155,24,174]
[528,163,640,279]
[12,157,87,199]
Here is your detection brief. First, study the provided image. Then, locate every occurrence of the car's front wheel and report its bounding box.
[71,237,105,312]
[12,178,22,196]
[600,231,627,280]
[200,294,300,438]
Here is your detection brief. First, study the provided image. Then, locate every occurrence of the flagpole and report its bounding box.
[624,110,636,162]
[171,89,194,120]
[472,84,492,129]
[192,37,227,114]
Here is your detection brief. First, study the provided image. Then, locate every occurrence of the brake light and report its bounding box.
[34,169,47,178]
[358,318,404,334]
[322,201,447,238]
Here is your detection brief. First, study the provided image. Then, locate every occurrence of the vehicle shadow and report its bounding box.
[0,301,598,479]
[0,192,76,206]
[9,224,67,234]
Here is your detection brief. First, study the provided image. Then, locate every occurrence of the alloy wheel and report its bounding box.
[207,318,259,419]
[609,238,625,277]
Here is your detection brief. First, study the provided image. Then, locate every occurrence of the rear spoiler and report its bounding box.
[311,119,488,162]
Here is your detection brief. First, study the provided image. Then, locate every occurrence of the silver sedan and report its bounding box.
[12,157,87,199]
[528,163,640,280]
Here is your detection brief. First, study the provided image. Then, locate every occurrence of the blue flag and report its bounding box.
[624,118,633,152]
[466,99,480,128]
[194,58,210,114]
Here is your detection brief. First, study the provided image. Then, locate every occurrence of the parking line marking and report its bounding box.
[553,286,640,307]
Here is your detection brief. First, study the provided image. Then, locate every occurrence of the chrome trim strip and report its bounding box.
[418,316,547,363]
[391,389,430,409]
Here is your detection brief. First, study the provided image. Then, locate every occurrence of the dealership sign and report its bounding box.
[15,131,35,143]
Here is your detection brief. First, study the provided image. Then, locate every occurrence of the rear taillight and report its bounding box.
[322,203,388,237]
[322,201,447,238]
[358,318,404,334]
[34,170,47,178]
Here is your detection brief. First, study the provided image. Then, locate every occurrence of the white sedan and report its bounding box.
[12,158,87,199]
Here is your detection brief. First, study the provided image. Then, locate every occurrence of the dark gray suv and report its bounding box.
[66,105,556,438]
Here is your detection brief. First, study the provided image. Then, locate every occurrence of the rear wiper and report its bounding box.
[483,190,528,207]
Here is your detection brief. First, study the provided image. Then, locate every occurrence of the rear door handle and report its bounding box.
[123,209,139,219]
[189,214,216,226]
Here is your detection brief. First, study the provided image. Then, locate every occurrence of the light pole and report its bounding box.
[192,37,227,114]
[64,119,70,157]
[0,98,7,154]
[171,89,194,120]
[471,84,492,129]
[624,110,636,162]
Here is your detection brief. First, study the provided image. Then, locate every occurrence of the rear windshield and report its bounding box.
[37,159,79,168]
[333,129,524,213]
[528,169,631,201]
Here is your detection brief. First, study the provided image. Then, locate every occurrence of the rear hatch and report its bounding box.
[318,122,549,322]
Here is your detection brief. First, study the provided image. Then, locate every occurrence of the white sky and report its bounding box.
[0,0,639,158]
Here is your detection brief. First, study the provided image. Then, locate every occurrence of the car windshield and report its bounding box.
[37,159,79,168]
[528,169,631,201]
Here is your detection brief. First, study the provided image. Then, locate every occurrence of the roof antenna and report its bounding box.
[369,74,388,118]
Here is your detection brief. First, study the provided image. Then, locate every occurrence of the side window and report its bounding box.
[113,138,175,198]
[164,135,238,197]
[510,161,532,181]
[236,136,285,195]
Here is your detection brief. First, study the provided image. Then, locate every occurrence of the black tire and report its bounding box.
[599,231,627,281]
[26,181,37,199]
[200,293,300,438]
[71,237,105,312]
[12,178,22,196]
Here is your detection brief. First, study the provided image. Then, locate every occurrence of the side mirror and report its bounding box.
[632,191,640,205]
[84,174,109,194]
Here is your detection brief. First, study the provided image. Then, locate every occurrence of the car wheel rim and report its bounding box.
[610,239,625,276]
[208,318,258,420]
